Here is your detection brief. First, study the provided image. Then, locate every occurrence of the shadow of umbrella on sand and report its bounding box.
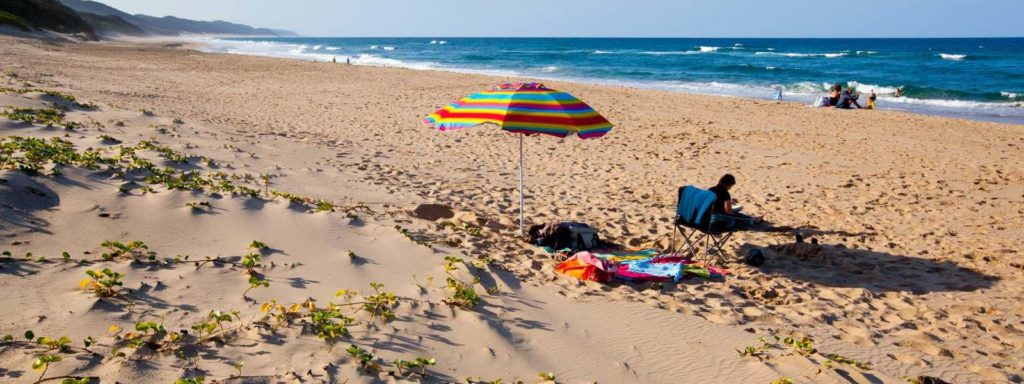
[423,82,614,235]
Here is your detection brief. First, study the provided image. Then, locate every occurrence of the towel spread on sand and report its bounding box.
[554,252,613,283]
[616,255,719,282]
[549,248,727,283]
[591,249,660,263]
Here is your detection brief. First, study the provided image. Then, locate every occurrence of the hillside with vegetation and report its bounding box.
[0,0,295,38]
[0,0,97,39]
[59,0,297,36]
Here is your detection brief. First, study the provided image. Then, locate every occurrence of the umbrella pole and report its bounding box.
[518,134,525,236]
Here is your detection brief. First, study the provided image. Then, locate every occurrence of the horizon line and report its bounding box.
[273,35,1024,40]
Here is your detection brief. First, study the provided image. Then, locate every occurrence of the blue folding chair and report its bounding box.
[670,185,735,265]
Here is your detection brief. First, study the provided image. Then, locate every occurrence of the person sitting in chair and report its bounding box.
[708,174,759,230]
[709,174,738,214]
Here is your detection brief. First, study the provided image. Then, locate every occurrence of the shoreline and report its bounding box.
[2,35,1023,383]
[190,36,1024,126]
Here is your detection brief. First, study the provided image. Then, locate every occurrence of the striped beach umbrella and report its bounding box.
[423,82,614,235]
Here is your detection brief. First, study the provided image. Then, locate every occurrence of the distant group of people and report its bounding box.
[817,83,875,109]
[812,83,907,110]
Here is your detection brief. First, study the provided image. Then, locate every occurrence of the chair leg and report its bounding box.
[692,233,708,264]
[670,222,677,253]
[679,228,701,260]
[706,232,734,265]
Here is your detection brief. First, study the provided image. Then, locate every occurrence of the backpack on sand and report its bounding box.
[553,222,600,252]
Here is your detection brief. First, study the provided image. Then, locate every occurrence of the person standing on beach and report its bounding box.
[332,57,336,63]
[867,90,877,109]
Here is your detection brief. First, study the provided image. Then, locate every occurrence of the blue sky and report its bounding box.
[98,0,1024,38]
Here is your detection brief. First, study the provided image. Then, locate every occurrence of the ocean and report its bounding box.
[197,37,1024,125]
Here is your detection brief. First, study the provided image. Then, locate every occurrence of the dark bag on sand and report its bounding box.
[531,222,601,251]
[553,222,600,251]
[744,249,765,266]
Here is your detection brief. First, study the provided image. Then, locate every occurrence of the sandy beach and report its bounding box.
[1,36,1023,383]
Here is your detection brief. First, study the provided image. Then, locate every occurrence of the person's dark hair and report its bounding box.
[831,83,842,92]
[717,174,736,187]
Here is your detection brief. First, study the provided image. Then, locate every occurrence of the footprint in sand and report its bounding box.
[895,330,954,358]
[887,352,931,368]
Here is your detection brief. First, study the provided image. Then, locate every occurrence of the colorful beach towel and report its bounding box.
[555,252,612,283]
[543,246,728,283]
[617,255,686,282]
[592,249,660,263]
[615,255,729,282]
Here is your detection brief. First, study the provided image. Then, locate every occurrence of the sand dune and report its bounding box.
[1,36,1022,383]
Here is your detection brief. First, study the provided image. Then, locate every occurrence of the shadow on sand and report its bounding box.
[0,171,59,235]
[742,241,998,294]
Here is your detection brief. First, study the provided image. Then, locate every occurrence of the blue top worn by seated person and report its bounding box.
[836,92,863,109]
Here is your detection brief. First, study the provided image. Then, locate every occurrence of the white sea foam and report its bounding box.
[765,66,777,70]
[429,40,438,44]
[592,50,614,54]
[644,80,1019,113]
[939,53,966,60]
[787,82,826,93]
[846,81,900,94]
[312,45,322,51]
[640,50,701,55]
[855,50,878,55]
[194,38,440,70]
[698,46,720,52]
[382,46,396,51]
[325,47,340,51]
[879,95,1012,109]
[196,39,333,61]
[539,66,560,73]
[734,43,743,47]
[370,45,379,49]
[755,51,847,58]
[438,41,448,45]
[1002,91,1021,99]
[348,54,436,69]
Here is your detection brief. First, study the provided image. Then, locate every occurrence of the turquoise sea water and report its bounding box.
[199,37,1024,124]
